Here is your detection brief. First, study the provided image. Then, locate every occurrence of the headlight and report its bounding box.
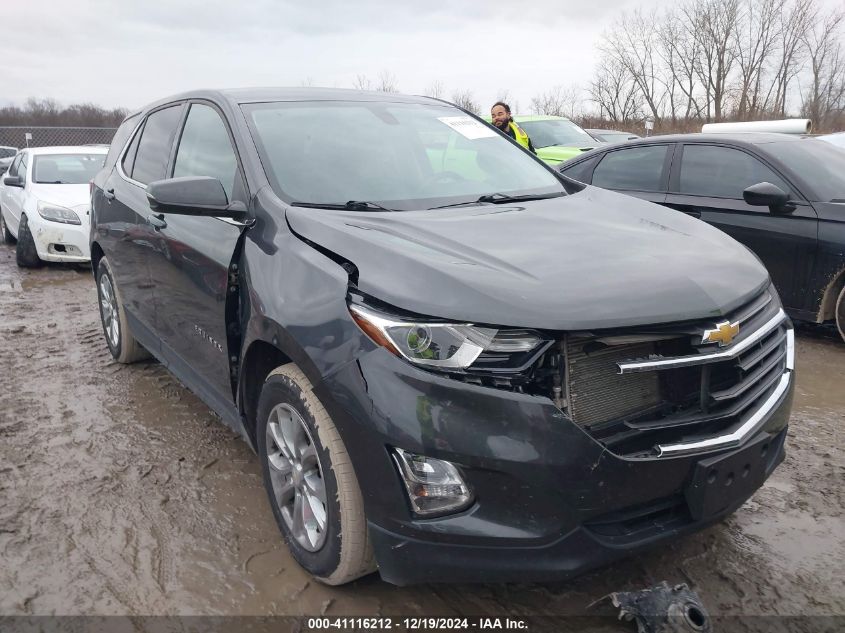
[37,201,81,225]
[349,300,543,371]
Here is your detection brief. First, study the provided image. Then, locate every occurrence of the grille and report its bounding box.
[564,288,790,457]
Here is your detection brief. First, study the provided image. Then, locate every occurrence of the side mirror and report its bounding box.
[3,175,23,188]
[743,182,795,214]
[146,177,245,217]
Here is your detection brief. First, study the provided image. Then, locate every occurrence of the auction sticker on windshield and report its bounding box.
[438,116,497,140]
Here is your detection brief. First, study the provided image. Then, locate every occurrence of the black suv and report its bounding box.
[558,134,845,342]
[91,89,794,586]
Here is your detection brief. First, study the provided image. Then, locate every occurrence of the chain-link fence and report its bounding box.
[0,126,118,149]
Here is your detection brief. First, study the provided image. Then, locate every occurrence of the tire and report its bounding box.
[15,214,41,268]
[96,256,150,363]
[257,364,376,585]
[836,285,845,344]
[0,209,15,244]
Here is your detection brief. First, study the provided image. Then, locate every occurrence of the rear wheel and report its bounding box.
[0,209,15,244]
[257,364,376,585]
[836,285,845,344]
[15,214,41,268]
[96,256,150,363]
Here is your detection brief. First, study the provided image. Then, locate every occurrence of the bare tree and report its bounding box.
[733,0,783,117]
[801,6,845,127]
[530,85,583,119]
[684,0,741,121]
[601,9,669,122]
[450,89,480,115]
[766,0,816,115]
[353,74,372,91]
[589,55,644,123]
[376,70,399,93]
[424,80,446,99]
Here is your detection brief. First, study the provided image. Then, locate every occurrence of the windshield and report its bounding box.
[764,140,845,202]
[243,101,564,210]
[33,153,106,184]
[518,119,596,149]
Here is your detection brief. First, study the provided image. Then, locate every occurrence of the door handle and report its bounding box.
[104,188,115,201]
[149,213,167,230]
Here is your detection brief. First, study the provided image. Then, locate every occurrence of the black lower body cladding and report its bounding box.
[314,345,793,586]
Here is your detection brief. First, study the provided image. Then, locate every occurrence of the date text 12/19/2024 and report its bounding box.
[307,618,529,630]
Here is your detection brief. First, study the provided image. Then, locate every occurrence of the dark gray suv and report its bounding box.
[90,88,794,585]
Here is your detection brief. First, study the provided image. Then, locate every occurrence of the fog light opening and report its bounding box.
[392,447,474,517]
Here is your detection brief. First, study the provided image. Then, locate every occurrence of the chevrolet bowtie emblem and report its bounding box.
[702,321,740,347]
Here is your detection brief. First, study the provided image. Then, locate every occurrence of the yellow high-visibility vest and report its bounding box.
[509,122,530,149]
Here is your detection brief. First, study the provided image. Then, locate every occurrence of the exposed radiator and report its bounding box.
[564,338,661,427]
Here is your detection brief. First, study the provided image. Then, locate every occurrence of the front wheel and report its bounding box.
[15,214,41,268]
[257,364,376,585]
[836,285,845,344]
[96,256,150,363]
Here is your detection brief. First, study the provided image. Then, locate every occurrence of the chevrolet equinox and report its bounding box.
[90,88,794,585]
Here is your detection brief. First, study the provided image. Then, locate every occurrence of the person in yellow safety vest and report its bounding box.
[490,101,536,154]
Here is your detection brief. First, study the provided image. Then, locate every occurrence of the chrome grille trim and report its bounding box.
[617,309,787,374]
[655,334,792,457]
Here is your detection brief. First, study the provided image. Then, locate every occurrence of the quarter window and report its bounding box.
[592,145,669,192]
[18,154,28,183]
[7,154,22,177]
[679,145,791,199]
[173,104,240,200]
[131,105,183,185]
[106,114,140,170]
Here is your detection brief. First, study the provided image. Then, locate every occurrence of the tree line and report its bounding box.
[0,98,128,128]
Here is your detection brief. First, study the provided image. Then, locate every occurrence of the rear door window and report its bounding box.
[173,104,241,200]
[592,145,669,192]
[679,145,791,199]
[131,105,184,185]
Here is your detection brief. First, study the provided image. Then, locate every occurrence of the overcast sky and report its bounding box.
[0,0,839,115]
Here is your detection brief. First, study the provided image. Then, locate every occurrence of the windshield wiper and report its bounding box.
[429,192,564,210]
[291,200,397,212]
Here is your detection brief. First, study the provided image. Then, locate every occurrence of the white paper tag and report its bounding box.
[437,116,497,140]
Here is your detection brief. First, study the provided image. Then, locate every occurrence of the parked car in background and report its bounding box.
[586,129,641,144]
[0,145,18,174]
[483,114,599,166]
[0,146,107,267]
[91,88,793,586]
[558,133,845,341]
[817,131,845,150]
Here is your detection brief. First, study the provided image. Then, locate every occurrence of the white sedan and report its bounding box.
[0,146,107,267]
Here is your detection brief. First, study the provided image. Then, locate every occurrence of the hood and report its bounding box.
[536,145,597,165]
[30,184,91,209]
[285,187,770,330]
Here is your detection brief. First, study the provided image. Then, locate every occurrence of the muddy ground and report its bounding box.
[0,243,843,631]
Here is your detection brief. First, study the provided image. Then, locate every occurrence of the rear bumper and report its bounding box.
[316,345,794,585]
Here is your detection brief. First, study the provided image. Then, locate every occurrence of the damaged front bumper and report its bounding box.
[315,344,793,585]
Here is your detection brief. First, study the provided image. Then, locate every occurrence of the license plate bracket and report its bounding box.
[685,435,770,521]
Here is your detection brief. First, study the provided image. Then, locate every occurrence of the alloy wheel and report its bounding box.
[99,274,120,350]
[265,403,328,552]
